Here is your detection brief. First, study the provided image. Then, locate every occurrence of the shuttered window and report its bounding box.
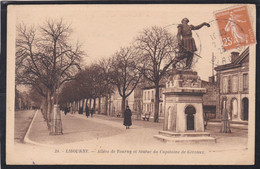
[243,73,249,91]
[222,76,228,94]
[232,75,238,93]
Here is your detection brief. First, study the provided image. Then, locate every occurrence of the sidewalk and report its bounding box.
[25,110,248,151]
[27,111,126,145]
[9,110,251,165]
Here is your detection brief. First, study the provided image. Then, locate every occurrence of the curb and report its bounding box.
[23,110,38,143]
[23,110,56,148]
[22,111,126,147]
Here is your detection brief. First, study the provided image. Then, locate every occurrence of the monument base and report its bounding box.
[154,131,216,144]
[156,70,216,144]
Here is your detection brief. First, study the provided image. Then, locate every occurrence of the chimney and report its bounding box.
[208,76,215,83]
[231,52,240,63]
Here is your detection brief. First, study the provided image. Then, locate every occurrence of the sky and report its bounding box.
[10,4,256,81]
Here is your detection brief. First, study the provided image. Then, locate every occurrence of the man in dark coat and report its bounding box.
[123,106,132,129]
[85,105,90,118]
[65,107,69,115]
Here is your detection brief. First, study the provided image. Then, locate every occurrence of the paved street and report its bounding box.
[27,110,164,146]
[26,110,248,150]
[8,109,251,165]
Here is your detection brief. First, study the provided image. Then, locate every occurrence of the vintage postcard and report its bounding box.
[6,4,256,165]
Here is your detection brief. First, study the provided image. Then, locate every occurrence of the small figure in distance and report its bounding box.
[85,105,90,118]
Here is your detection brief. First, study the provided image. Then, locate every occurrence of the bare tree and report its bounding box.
[59,79,82,111]
[135,26,177,122]
[81,65,105,114]
[15,19,83,129]
[64,64,113,115]
[98,58,115,115]
[110,47,142,116]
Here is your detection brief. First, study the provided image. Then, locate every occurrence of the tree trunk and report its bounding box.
[89,98,92,109]
[105,95,108,115]
[72,101,75,114]
[76,101,78,112]
[82,99,85,110]
[86,98,88,109]
[46,89,52,130]
[41,97,48,121]
[121,96,126,118]
[93,98,96,114]
[154,84,160,122]
[98,97,101,114]
[108,94,111,116]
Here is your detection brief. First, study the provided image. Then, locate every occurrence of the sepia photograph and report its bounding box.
[5,3,256,165]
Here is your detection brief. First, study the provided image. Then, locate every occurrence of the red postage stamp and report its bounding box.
[215,5,256,51]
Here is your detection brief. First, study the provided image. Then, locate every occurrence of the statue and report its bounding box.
[173,18,210,70]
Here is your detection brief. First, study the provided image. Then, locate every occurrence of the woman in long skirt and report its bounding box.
[123,106,132,129]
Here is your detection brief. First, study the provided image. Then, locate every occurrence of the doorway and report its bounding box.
[185,105,196,130]
[167,107,172,130]
[242,98,249,121]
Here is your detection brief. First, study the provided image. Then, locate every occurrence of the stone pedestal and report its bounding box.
[154,70,216,144]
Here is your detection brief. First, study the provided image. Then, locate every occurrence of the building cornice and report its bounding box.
[215,47,249,72]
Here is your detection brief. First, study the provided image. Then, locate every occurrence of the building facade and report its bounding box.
[201,78,217,119]
[106,88,136,117]
[142,85,166,118]
[215,47,249,121]
[133,86,143,115]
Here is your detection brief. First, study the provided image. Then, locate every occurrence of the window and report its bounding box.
[222,99,227,113]
[148,91,150,100]
[231,98,238,119]
[160,103,162,115]
[243,73,249,91]
[222,76,228,93]
[152,91,154,100]
[232,75,238,93]
[144,91,146,100]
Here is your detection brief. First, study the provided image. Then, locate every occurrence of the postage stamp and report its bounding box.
[215,5,256,51]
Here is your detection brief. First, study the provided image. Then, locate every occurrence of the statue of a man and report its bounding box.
[173,18,210,70]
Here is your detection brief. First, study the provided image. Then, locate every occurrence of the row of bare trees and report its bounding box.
[15,19,83,129]
[16,17,179,123]
[58,63,113,115]
[58,26,178,122]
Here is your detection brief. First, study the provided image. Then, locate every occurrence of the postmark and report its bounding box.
[207,19,246,66]
[214,5,256,51]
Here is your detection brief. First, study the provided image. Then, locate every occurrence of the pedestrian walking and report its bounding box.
[79,107,83,114]
[65,107,69,115]
[91,108,94,117]
[85,105,90,118]
[123,106,132,129]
